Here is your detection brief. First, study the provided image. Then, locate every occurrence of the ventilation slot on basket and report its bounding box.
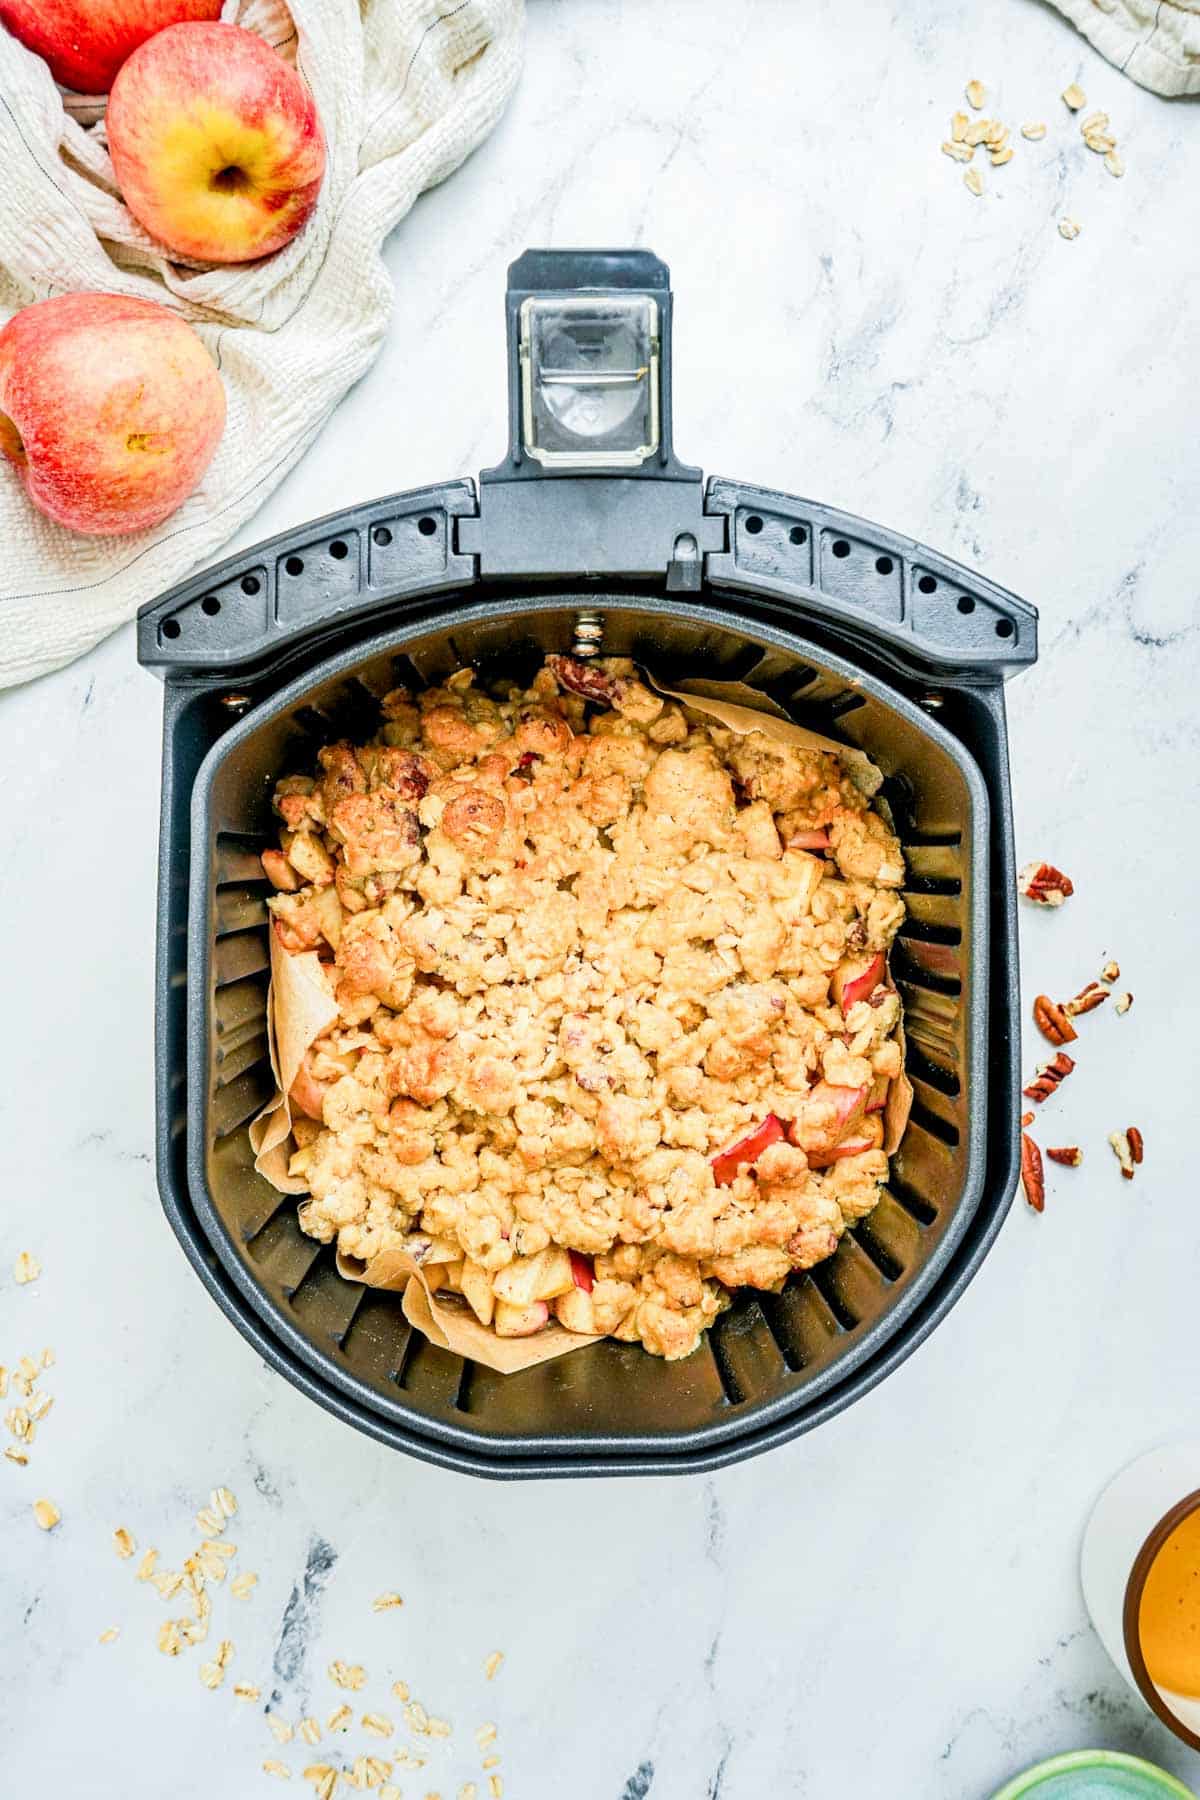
[212,1067,275,1141]
[907,1098,960,1148]
[905,1044,961,1098]
[339,1293,414,1387]
[246,1208,323,1296]
[706,1322,747,1406]
[886,1178,938,1228]
[454,1360,476,1415]
[806,1262,859,1332]
[214,930,270,988]
[753,1293,805,1371]
[289,1249,369,1344]
[216,835,270,885]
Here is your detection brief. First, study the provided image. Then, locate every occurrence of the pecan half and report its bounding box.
[1021,1132,1046,1212]
[1127,1125,1145,1165]
[1018,861,1074,906]
[1064,981,1109,1017]
[1108,1130,1136,1180]
[545,655,621,706]
[1046,1146,1083,1166]
[1023,1050,1076,1103]
[1033,994,1078,1045]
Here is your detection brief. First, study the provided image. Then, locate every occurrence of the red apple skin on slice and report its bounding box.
[711,1113,786,1187]
[831,952,886,1012]
[805,1116,885,1168]
[569,1251,594,1293]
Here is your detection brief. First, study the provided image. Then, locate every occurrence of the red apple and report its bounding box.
[0,292,225,536]
[0,0,221,93]
[568,1251,594,1294]
[107,23,326,264]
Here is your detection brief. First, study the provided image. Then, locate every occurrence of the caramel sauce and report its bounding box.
[1139,1509,1200,1697]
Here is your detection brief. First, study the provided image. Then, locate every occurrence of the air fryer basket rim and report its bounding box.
[185,592,992,1461]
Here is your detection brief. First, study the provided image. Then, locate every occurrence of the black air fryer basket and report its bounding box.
[139,250,1037,1478]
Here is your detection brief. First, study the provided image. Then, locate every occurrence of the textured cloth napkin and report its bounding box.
[0,0,523,688]
[1050,0,1200,95]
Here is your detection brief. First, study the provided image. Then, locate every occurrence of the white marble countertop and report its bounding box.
[4,1,1200,1794]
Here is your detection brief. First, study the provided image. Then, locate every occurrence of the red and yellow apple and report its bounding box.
[0,0,221,94]
[0,292,225,536]
[107,23,326,264]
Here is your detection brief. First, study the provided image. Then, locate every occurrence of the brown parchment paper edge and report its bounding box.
[248,669,914,1371]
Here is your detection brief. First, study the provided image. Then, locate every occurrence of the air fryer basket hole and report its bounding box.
[197,602,980,1447]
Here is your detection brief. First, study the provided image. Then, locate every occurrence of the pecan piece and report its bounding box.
[1127,1125,1145,1165]
[1020,1132,1046,1212]
[1101,960,1120,983]
[545,655,621,706]
[1064,981,1109,1017]
[1108,1130,1136,1180]
[1018,861,1074,906]
[1114,991,1133,1015]
[1023,1050,1076,1103]
[1021,1110,1035,1127]
[1046,1146,1083,1166]
[1033,994,1078,1045]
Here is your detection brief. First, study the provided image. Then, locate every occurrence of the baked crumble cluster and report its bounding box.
[261,657,906,1361]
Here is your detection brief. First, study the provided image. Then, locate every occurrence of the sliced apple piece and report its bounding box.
[262,848,301,892]
[711,1113,786,1187]
[786,829,830,851]
[494,1299,550,1338]
[865,1075,890,1115]
[460,1259,495,1328]
[806,1115,885,1168]
[831,952,886,1012]
[569,1251,595,1293]
[554,1288,597,1334]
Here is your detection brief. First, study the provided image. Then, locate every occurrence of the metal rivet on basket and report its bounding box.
[572,612,604,658]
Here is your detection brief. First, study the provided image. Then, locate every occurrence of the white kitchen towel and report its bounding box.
[1050,0,1200,95]
[0,0,524,688]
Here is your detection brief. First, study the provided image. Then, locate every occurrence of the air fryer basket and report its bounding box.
[140,250,1036,1477]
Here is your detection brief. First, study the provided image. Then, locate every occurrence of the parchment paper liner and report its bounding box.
[248,671,914,1371]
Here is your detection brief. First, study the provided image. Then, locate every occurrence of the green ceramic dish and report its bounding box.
[991,1750,1196,1799]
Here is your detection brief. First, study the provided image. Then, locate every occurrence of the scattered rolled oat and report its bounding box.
[475,1724,497,1750]
[113,1526,136,1559]
[459,1787,478,1800]
[373,1592,404,1612]
[483,1652,504,1681]
[18,1355,37,1382]
[213,1486,238,1519]
[327,1705,353,1733]
[199,1657,226,1690]
[964,166,984,197]
[1062,82,1086,110]
[154,1569,184,1600]
[1059,218,1081,240]
[1105,150,1124,178]
[159,1620,184,1657]
[1021,121,1047,140]
[427,1716,452,1739]
[298,1719,321,1747]
[231,1570,258,1599]
[381,1788,401,1800]
[942,139,974,163]
[1081,109,1109,136]
[965,118,992,147]
[362,1714,393,1739]
[4,1446,28,1466]
[99,1626,120,1644]
[328,1661,367,1692]
[1115,991,1133,1014]
[33,1496,60,1530]
[991,146,1014,166]
[391,1681,410,1703]
[407,1700,431,1734]
[481,1757,500,1773]
[0,1367,7,1398]
[488,1777,503,1799]
[951,110,969,142]
[966,79,986,109]
[14,1252,40,1285]
[196,1505,224,1537]
[268,1717,294,1745]
[40,1347,54,1369]
[262,1761,291,1780]
[303,1769,338,1800]
[28,1392,51,1422]
[235,1682,262,1702]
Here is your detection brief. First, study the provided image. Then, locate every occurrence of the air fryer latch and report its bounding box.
[459,248,727,584]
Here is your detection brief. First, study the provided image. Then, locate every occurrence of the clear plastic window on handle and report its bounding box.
[519,294,660,468]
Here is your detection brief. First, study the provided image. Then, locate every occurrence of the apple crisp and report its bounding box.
[262,657,907,1362]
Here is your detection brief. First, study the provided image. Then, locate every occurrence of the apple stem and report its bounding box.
[0,412,26,467]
